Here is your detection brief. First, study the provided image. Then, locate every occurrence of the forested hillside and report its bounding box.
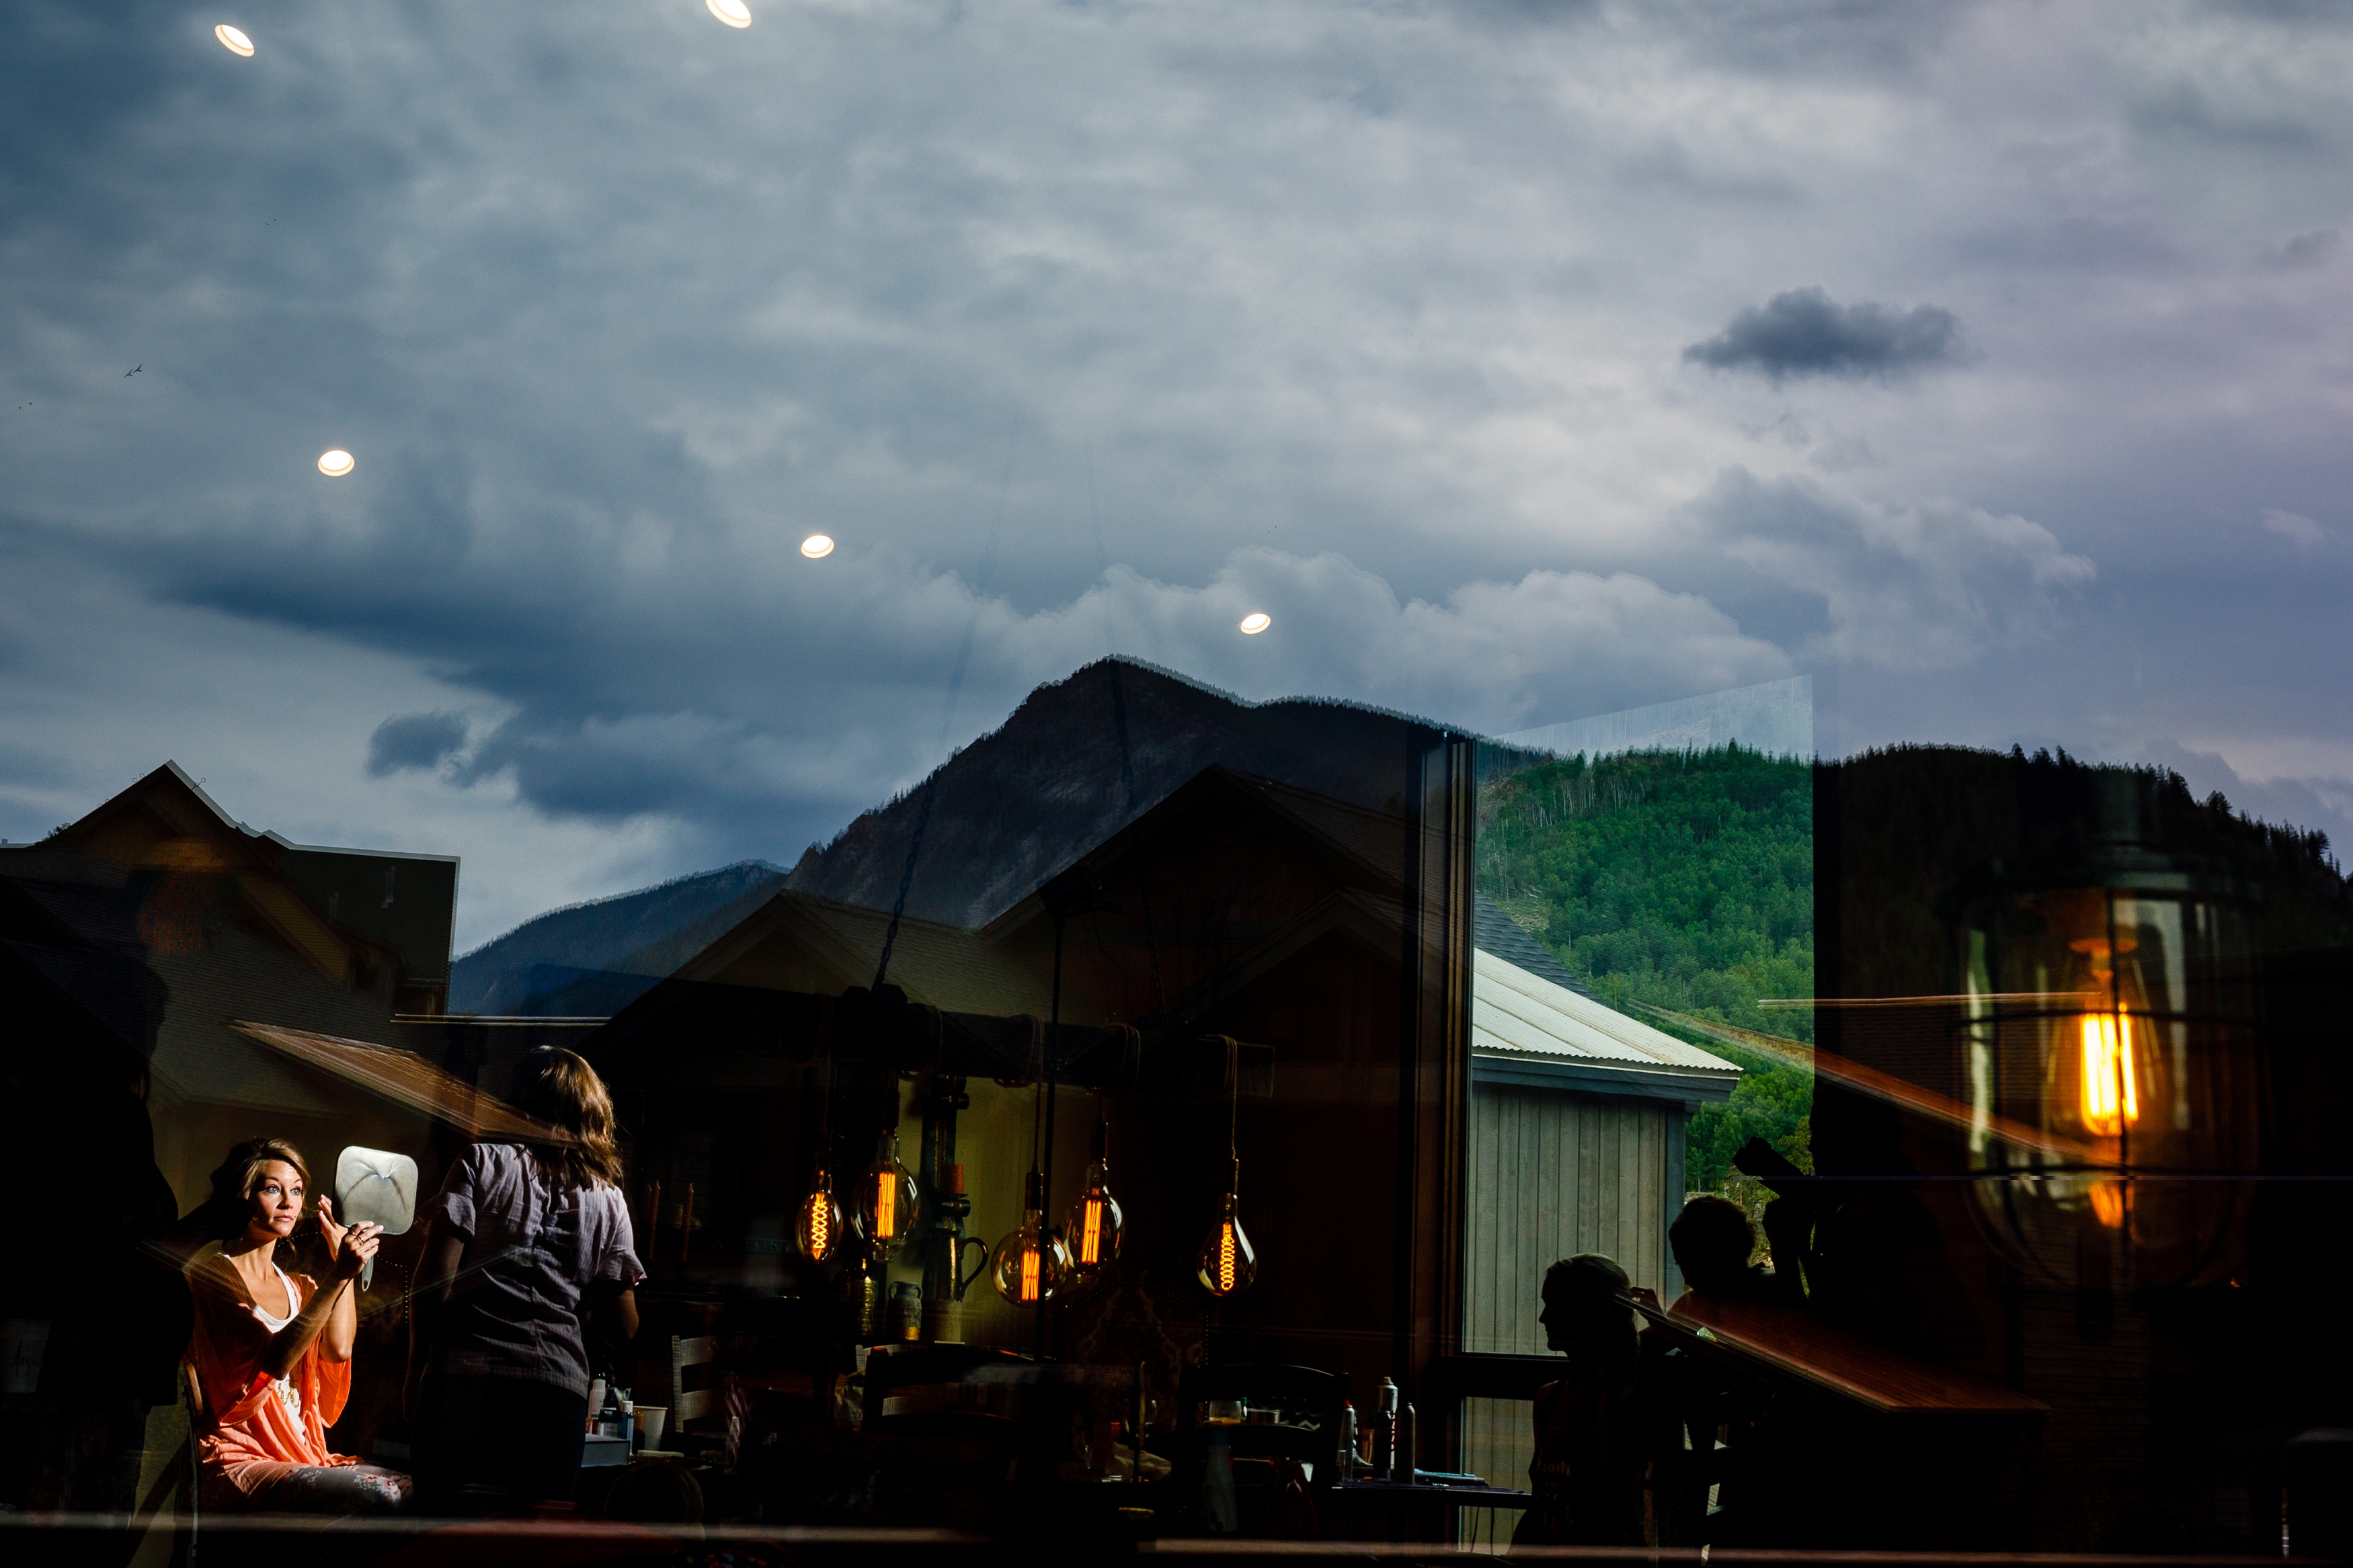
[1476,743,1814,1194]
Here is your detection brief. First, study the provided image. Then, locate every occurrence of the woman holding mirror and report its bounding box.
[185,1138,413,1512]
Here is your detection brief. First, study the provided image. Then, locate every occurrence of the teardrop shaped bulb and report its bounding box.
[1063,1159,1124,1279]
[794,1169,843,1263]
[1197,1191,1257,1296]
[853,1129,922,1258]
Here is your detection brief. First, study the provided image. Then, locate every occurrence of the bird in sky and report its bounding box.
[126,364,141,376]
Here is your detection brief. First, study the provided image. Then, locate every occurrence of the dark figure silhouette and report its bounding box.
[1669,1194,1802,1308]
[1514,1255,1650,1549]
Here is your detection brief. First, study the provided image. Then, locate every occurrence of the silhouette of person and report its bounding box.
[1669,1196,1799,1309]
[1513,1254,1649,1548]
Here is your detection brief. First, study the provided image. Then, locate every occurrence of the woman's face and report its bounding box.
[245,1161,305,1243]
[1540,1276,1620,1352]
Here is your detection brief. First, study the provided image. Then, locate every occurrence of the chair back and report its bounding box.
[670,1333,721,1426]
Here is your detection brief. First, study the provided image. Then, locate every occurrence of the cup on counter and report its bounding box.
[637,1406,668,1449]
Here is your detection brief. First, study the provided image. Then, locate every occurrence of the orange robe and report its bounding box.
[187,1257,356,1505]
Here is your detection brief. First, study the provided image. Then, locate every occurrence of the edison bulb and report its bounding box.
[793,1169,843,1262]
[852,1130,920,1259]
[1197,1187,1257,1297]
[992,1171,1070,1306]
[1064,1159,1124,1284]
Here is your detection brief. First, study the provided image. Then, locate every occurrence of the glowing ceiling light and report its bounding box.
[800,534,834,559]
[1238,612,1271,634]
[707,0,752,26]
[215,24,254,56]
[317,449,354,477]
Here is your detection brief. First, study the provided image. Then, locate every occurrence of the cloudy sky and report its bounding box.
[4,0,2348,948]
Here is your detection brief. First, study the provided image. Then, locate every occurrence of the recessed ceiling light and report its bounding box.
[215,24,254,56]
[1239,612,1271,634]
[707,0,752,27]
[317,449,354,477]
[801,534,834,559]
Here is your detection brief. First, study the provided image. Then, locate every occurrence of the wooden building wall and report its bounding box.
[1459,1079,1677,1492]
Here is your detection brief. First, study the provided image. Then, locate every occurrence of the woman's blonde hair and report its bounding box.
[512,1048,625,1190]
[202,1137,312,1238]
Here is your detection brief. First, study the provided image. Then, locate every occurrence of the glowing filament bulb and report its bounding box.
[855,1130,919,1258]
[2078,1012,2141,1135]
[1062,1131,1125,1283]
[1196,1164,1257,1297]
[992,1169,1069,1307]
[793,1168,842,1263]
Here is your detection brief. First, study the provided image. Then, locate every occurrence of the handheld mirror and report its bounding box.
[333,1147,417,1291]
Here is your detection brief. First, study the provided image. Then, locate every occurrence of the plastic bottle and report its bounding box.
[1373,1377,1398,1481]
[1339,1401,1359,1479]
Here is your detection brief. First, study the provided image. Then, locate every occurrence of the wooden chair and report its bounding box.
[669,1334,727,1460]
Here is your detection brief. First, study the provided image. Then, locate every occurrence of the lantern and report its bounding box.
[1962,878,2259,1288]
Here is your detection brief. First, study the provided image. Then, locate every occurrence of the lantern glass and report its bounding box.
[1962,884,2258,1287]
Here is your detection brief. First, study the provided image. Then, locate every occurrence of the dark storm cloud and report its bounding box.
[5,0,2353,934]
[366,712,470,777]
[1683,288,1968,384]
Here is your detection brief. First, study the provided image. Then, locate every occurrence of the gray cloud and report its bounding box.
[1690,470,2094,669]
[2272,229,2342,267]
[366,712,471,778]
[1683,288,1968,383]
[2,0,2350,937]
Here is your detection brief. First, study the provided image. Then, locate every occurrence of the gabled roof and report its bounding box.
[1474,892,1591,998]
[1472,948,1739,1104]
[981,764,1406,942]
[34,761,456,991]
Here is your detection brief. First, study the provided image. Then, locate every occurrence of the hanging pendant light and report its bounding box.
[1962,864,2260,1288]
[992,1169,1069,1305]
[1197,1157,1257,1296]
[1063,1114,1125,1286]
[793,1166,843,1262]
[1196,1035,1257,1297]
[854,1128,921,1260]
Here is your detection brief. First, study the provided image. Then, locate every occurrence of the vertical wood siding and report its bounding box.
[1460,1081,1673,1493]
[1463,1082,1671,1354]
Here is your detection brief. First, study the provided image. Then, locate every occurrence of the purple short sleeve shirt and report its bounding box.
[426,1142,643,1396]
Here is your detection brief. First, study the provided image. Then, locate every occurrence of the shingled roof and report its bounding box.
[1473,891,1591,998]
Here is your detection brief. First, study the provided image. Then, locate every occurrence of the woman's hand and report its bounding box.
[320,1199,382,1283]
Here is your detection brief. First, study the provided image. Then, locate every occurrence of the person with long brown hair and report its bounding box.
[185,1138,412,1512]
[411,1048,642,1514]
